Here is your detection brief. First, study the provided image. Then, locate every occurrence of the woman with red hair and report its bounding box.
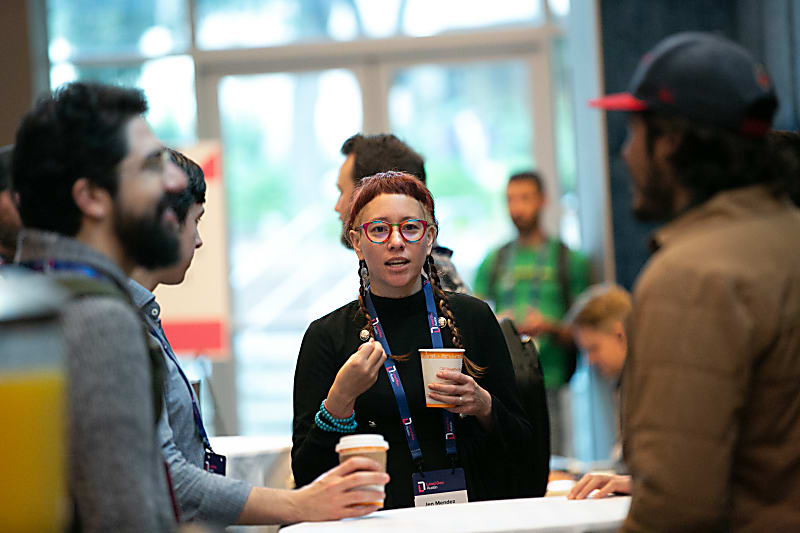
[292,172,538,509]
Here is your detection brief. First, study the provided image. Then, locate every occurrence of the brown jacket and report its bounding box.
[621,186,800,532]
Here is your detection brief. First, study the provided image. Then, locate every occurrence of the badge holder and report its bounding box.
[204,450,227,476]
[412,455,468,507]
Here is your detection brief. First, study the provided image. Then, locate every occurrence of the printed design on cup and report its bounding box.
[420,353,463,359]
[419,348,465,408]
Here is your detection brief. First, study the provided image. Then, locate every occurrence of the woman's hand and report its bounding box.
[326,340,386,418]
[285,457,390,522]
[427,369,493,430]
[567,473,631,500]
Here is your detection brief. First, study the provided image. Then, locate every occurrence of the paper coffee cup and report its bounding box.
[419,348,464,407]
[335,434,389,507]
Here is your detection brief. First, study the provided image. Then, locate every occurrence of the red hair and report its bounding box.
[347,171,486,378]
[346,171,436,242]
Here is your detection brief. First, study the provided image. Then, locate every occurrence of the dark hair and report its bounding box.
[341,133,427,185]
[508,170,544,194]
[166,149,206,224]
[347,171,485,378]
[640,111,797,204]
[0,145,12,191]
[766,130,800,206]
[12,81,148,236]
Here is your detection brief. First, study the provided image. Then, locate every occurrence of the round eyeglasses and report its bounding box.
[360,219,429,244]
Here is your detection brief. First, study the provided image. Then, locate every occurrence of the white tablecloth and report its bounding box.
[210,436,293,533]
[283,496,631,533]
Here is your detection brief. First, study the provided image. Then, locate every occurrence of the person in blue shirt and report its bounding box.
[130,149,388,528]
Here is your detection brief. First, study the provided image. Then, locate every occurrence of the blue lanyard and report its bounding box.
[19,259,112,283]
[149,323,214,452]
[363,279,458,470]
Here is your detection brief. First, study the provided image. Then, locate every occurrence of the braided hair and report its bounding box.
[425,254,486,378]
[348,171,486,378]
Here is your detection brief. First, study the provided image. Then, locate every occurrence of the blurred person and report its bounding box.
[293,172,538,509]
[335,133,468,292]
[564,283,632,500]
[473,170,589,456]
[12,81,186,532]
[0,144,21,264]
[566,283,631,381]
[591,32,800,531]
[130,150,388,527]
[766,130,800,206]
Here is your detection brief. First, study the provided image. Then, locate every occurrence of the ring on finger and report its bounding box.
[458,395,463,403]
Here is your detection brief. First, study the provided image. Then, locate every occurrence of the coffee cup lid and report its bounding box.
[335,434,389,452]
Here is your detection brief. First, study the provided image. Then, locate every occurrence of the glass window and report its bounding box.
[219,69,362,435]
[388,60,535,284]
[552,36,581,249]
[49,56,198,147]
[46,0,189,60]
[195,0,542,50]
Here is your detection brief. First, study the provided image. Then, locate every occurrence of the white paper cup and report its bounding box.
[419,348,465,407]
[335,434,389,507]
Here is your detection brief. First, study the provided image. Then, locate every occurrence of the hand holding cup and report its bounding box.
[427,369,492,420]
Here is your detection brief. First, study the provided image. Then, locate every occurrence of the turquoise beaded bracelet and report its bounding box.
[314,400,357,433]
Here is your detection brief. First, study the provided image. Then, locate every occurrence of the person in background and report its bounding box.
[766,130,800,206]
[591,32,800,530]
[0,144,21,264]
[566,283,631,381]
[129,150,390,527]
[564,283,632,500]
[293,172,537,509]
[335,133,468,293]
[473,170,589,457]
[13,81,186,532]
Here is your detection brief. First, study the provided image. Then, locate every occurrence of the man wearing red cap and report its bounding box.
[591,32,800,531]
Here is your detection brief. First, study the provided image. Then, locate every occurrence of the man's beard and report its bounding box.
[631,165,677,222]
[512,214,539,236]
[0,218,19,254]
[114,196,180,270]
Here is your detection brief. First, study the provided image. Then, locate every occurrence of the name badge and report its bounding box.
[204,451,226,476]
[411,468,468,507]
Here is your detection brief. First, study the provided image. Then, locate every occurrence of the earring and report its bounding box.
[359,260,369,286]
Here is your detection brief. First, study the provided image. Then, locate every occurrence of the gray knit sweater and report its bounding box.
[16,230,174,532]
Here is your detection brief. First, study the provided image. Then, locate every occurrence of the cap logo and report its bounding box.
[754,64,771,90]
[657,87,675,104]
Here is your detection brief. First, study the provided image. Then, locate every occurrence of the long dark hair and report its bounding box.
[347,171,485,378]
[641,111,798,205]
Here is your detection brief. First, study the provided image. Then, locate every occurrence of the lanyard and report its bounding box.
[19,259,112,283]
[149,322,214,452]
[363,279,458,470]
